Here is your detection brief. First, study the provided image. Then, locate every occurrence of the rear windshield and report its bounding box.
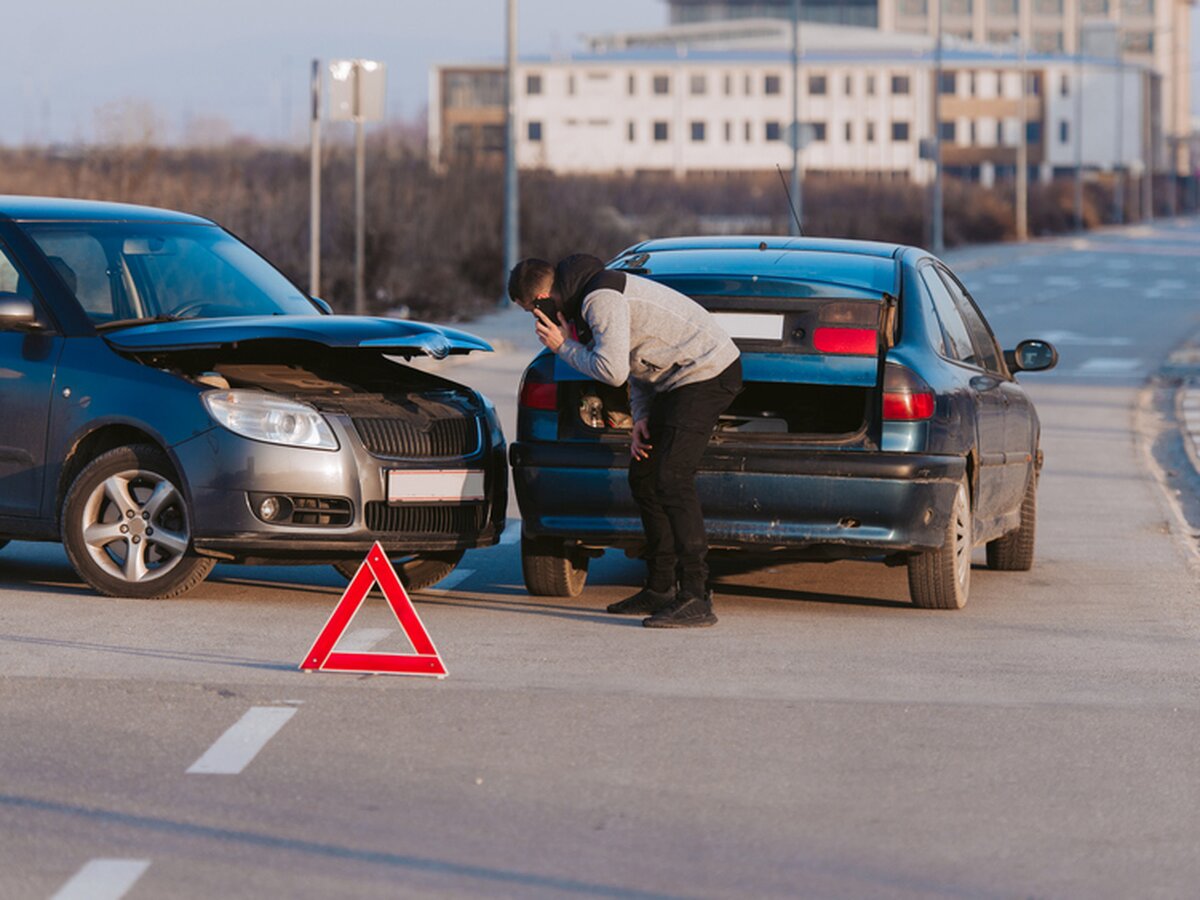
[23,221,316,326]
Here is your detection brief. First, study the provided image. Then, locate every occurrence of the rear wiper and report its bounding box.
[95,314,185,332]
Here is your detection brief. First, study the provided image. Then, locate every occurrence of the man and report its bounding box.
[507,254,741,628]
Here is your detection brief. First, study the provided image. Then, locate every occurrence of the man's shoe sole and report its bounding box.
[642,613,718,628]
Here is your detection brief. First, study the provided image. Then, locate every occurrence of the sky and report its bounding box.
[1,0,1197,146]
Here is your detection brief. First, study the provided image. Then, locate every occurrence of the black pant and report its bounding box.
[628,359,742,597]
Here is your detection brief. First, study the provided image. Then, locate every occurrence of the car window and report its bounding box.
[27,231,124,320]
[0,242,33,298]
[937,267,1004,375]
[919,265,976,365]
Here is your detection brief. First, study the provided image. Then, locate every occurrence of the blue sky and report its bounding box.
[0,0,1196,146]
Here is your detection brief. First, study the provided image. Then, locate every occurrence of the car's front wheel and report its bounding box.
[986,472,1037,571]
[521,531,588,597]
[332,550,464,593]
[62,445,215,598]
[907,478,972,610]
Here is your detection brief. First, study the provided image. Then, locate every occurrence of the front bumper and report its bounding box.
[511,441,964,555]
[173,417,507,563]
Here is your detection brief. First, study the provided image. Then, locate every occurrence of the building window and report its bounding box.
[1032,31,1063,52]
[1081,0,1110,14]
[690,74,707,95]
[567,75,576,96]
[627,73,636,95]
[938,72,957,95]
[527,121,542,142]
[987,0,1017,13]
[764,74,782,95]
[627,121,636,142]
[866,121,876,142]
[899,0,928,13]
[945,0,972,14]
[844,74,854,96]
[1123,31,1154,52]
[806,121,827,142]
[968,120,977,144]
[724,74,733,95]
[1123,0,1154,15]
[526,74,542,95]
[988,29,1019,43]
[481,124,505,151]
[1033,0,1063,13]
[808,74,827,95]
[653,121,669,141]
[1059,120,1069,143]
[744,73,753,95]
[724,120,733,142]
[1025,121,1042,143]
[865,75,876,96]
[891,75,910,95]
[939,121,956,141]
[1030,73,1042,96]
[744,120,752,141]
[892,121,910,141]
[691,121,706,142]
[652,74,670,95]
[765,121,782,141]
[1060,74,1069,97]
[844,121,853,142]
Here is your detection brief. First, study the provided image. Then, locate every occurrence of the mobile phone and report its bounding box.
[532,298,558,321]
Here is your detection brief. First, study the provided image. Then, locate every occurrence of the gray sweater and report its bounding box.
[555,274,740,423]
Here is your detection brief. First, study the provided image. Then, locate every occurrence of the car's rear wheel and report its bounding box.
[986,472,1037,571]
[521,531,588,597]
[907,478,972,610]
[62,444,215,599]
[332,550,464,593]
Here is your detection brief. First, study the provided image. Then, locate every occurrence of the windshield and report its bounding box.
[23,222,318,327]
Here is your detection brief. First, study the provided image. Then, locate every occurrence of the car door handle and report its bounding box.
[969,374,1001,391]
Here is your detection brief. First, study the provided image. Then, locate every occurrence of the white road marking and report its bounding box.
[1153,279,1186,291]
[1038,330,1131,347]
[1076,358,1144,374]
[187,707,297,775]
[52,859,150,900]
[421,567,476,594]
[337,627,393,653]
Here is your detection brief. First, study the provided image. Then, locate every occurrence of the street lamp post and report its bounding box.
[1074,18,1084,232]
[931,0,945,255]
[502,0,519,303]
[1015,35,1028,242]
[789,0,803,234]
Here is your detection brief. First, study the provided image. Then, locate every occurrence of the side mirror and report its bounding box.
[0,296,40,331]
[1005,339,1058,373]
[310,297,333,315]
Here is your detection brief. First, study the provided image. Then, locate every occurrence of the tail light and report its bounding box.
[813,327,878,355]
[518,370,558,411]
[882,363,935,420]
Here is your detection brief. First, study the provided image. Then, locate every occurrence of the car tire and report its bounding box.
[907,477,972,610]
[521,531,588,597]
[986,473,1037,571]
[332,550,465,593]
[62,444,215,599]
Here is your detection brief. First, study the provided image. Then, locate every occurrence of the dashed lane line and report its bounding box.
[186,707,297,775]
[52,859,150,900]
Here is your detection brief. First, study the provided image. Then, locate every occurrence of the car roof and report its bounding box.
[0,195,212,225]
[613,236,909,297]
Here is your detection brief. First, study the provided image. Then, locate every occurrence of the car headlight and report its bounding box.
[202,390,338,450]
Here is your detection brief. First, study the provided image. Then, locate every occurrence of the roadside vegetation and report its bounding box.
[0,135,1180,320]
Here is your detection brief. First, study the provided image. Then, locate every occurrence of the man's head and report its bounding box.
[507,258,556,312]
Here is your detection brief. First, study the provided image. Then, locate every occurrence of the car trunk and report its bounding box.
[555,285,894,449]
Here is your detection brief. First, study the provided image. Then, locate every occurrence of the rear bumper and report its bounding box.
[510,441,964,554]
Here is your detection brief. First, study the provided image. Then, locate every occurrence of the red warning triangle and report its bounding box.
[300,542,447,677]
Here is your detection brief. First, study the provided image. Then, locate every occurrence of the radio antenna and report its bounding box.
[776,164,803,236]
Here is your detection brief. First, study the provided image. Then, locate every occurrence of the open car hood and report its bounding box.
[101,315,492,359]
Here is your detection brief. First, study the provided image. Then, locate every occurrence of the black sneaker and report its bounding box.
[642,591,717,628]
[607,586,675,615]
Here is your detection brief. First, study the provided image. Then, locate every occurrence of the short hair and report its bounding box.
[507,258,554,304]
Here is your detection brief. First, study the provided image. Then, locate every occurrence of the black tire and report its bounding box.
[521,531,588,597]
[332,549,465,593]
[62,444,214,599]
[986,473,1037,571]
[907,477,972,610]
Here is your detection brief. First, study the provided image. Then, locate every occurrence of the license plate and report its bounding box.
[387,469,486,503]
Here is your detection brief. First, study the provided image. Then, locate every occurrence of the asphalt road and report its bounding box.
[2,220,1199,899]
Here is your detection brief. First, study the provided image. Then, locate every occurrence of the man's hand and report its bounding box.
[534,309,568,352]
[630,418,652,460]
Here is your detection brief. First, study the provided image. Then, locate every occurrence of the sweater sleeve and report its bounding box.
[553,290,631,386]
[628,378,654,424]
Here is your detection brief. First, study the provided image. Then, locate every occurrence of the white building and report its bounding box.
[429,20,1155,184]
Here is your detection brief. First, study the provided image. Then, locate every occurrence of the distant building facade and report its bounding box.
[429,21,1157,185]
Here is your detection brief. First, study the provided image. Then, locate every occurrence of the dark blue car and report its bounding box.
[511,236,1057,609]
[0,196,506,597]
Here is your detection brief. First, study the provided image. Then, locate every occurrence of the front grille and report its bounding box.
[290,496,353,526]
[352,416,479,458]
[365,502,488,534]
